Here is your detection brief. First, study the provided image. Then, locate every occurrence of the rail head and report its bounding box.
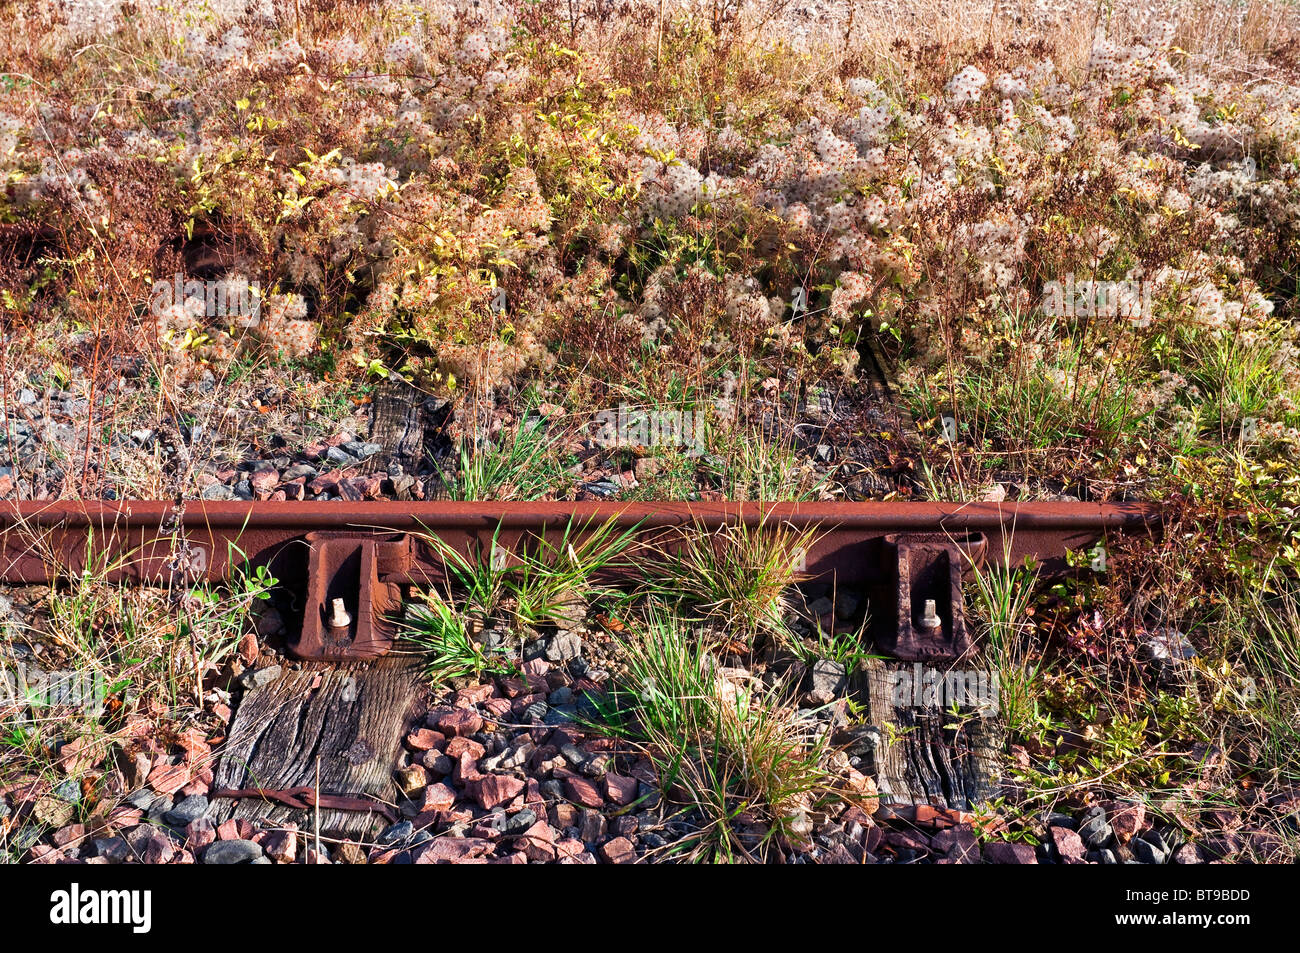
[0,499,1164,531]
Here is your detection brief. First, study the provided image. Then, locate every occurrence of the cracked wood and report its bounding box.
[211,656,426,838]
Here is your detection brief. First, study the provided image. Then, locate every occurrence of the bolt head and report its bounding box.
[328,597,353,628]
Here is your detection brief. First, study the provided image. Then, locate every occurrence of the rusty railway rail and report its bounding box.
[0,500,1161,663]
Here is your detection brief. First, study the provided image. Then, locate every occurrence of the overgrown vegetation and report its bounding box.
[643,518,815,648]
[4,0,1299,504]
[591,608,845,862]
[3,0,1300,861]
[0,536,274,858]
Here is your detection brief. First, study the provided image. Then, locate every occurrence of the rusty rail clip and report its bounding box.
[210,786,397,822]
[290,532,410,661]
[878,531,987,661]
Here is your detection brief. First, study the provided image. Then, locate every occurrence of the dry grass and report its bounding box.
[1,0,1299,862]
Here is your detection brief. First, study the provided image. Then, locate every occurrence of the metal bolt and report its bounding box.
[328,597,352,629]
[919,599,942,631]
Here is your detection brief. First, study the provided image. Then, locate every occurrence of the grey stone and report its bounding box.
[1141,629,1196,662]
[576,693,602,721]
[52,779,81,803]
[378,820,413,844]
[1078,810,1113,849]
[808,596,834,617]
[124,789,155,810]
[549,597,586,634]
[636,783,661,811]
[201,483,235,500]
[1132,834,1169,865]
[92,836,129,862]
[203,839,264,864]
[543,705,577,726]
[522,700,548,721]
[980,483,1008,502]
[560,744,588,766]
[494,741,535,771]
[163,794,209,826]
[498,809,537,836]
[810,659,847,699]
[579,809,606,844]
[326,446,356,465]
[423,752,454,777]
[392,474,417,500]
[238,664,282,690]
[254,607,285,639]
[540,779,564,801]
[282,463,319,481]
[547,686,574,706]
[32,802,75,837]
[146,796,174,824]
[545,631,583,662]
[835,593,860,620]
[1200,833,1245,860]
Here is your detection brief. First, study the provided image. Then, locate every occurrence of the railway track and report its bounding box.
[0,497,1166,850]
[0,499,1162,662]
[0,346,1186,862]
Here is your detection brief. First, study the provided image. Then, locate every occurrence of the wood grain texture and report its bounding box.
[364,375,449,476]
[859,658,1002,811]
[211,656,426,837]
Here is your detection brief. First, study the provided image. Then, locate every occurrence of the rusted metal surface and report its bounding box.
[208,786,398,823]
[298,532,405,661]
[882,531,988,661]
[0,500,1161,661]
